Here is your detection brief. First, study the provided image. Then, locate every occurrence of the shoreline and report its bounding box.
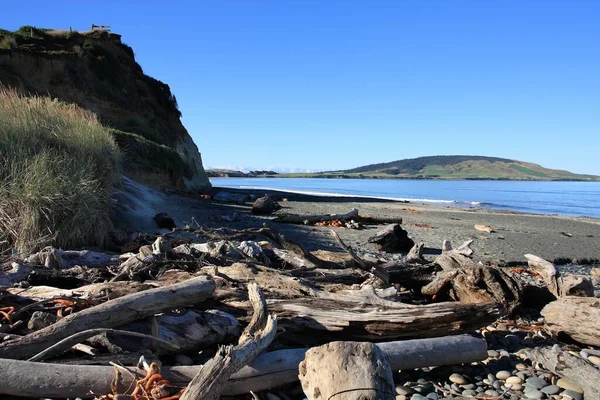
[208,186,600,266]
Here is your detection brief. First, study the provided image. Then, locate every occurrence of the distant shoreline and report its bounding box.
[209,174,599,182]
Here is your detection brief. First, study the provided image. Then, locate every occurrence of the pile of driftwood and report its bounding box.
[0,207,599,399]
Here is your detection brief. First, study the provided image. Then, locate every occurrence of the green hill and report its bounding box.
[277,156,599,181]
[338,155,599,180]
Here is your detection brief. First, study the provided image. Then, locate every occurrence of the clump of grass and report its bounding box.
[0,87,121,253]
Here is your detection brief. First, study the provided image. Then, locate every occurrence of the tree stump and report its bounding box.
[298,341,395,400]
[368,224,414,253]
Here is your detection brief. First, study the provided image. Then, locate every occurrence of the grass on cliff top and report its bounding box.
[0,88,121,253]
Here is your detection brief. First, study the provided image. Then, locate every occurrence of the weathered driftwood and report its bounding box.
[299,341,395,400]
[0,335,486,398]
[541,296,600,346]
[275,208,404,226]
[368,223,414,253]
[8,281,157,302]
[525,254,594,297]
[423,250,522,313]
[529,345,600,398]
[268,295,502,341]
[384,262,438,290]
[25,248,120,269]
[0,276,215,360]
[330,230,390,284]
[104,310,239,355]
[276,208,360,224]
[179,283,277,400]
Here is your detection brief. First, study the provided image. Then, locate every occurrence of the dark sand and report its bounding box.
[115,180,600,265]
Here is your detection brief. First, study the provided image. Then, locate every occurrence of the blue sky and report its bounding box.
[3,1,600,174]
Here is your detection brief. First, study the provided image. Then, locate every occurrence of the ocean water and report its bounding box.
[210,178,600,218]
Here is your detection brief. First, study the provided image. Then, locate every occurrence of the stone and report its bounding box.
[266,393,282,400]
[410,395,428,400]
[556,378,583,393]
[251,195,281,215]
[449,373,468,385]
[487,350,499,358]
[425,394,438,400]
[462,390,477,396]
[485,390,500,397]
[506,383,522,391]
[396,396,407,400]
[523,388,544,399]
[540,385,560,395]
[506,376,523,384]
[154,212,176,229]
[515,363,528,371]
[525,376,548,389]
[562,389,583,400]
[496,370,512,380]
[395,386,414,396]
[588,355,600,365]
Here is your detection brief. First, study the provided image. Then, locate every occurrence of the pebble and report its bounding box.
[506,376,523,384]
[562,389,583,400]
[449,373,467,385]
[506,383,523,391]
[395,386,413,396]
[485,390,500,396]
[516,362,528,371]
[410,395,428,400]
[526,376,548,389]
[462,390,477,396]
[556,378,584,393]
[524,389,544,399]
[396,396,407,400]
[266,394,282,400]
[487,350,499,358]
[540,385,560,395]
[496,370,512,380]
[425,394,438,400]
[588,355,600,365]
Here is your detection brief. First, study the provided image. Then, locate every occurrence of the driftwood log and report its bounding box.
[330,230,390,284]
[0,276,215,360]
[0,335,486,398]
[525,254,594,298]
[422,247,522,313]
[275,208,404,225]
[541,296,600,346]
[299,341,395,400]
[180,283,277,400]
[529,345,599,398]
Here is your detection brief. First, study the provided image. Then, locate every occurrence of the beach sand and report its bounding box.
[141,185,600,266]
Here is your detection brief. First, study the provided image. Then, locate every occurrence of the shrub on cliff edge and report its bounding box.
[0,87,121,253]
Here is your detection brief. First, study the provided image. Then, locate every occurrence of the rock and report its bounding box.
[540,385,560,395]
[251,195,281,215]
[410,395,428,400]
[237,241,263,259]
[368,224,414,253]
[562,389,583,400]
[495,370,512,380]
[396,396,407,400]
[449,373,468,385]
[0,262,31,287]
[153,212,176,229]
[591,268,600,277]
[506,376,523,384]
[425,394,438,400]
[588,355,600,365]
[395,386,413,396]
[525,377,548,389]
[556,378,583,393]
[265,393,282,400]
[523,388,544,399]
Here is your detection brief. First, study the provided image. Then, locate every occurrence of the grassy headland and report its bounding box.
[0,88,121,253]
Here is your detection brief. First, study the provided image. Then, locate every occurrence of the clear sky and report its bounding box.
[3,1,600,174]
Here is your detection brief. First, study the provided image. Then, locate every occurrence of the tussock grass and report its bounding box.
[0,87,121,253]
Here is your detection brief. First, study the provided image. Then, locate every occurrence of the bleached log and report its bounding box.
[529,345,600,399]
[541,296,600,346]
[179,283,277,400]
[0,335,486,398]
[8,281,157,302]
[268,296,502,340]
[0,276,215,360]
[525,254,594,297]
[276,208,359,224]
[299,341,395,400]
[25,248,119,269]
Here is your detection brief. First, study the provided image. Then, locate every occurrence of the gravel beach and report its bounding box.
[190,188,600,267]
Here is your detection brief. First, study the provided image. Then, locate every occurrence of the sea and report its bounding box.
[210,178,600,218]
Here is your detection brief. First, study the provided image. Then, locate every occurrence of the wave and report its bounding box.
[225,184,483,207]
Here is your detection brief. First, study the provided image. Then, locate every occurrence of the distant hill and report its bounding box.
[334,155,599,181]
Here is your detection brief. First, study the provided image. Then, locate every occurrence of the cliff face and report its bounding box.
[0,27,210,191]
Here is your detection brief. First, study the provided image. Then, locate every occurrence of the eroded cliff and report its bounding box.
[0,26,210,191]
